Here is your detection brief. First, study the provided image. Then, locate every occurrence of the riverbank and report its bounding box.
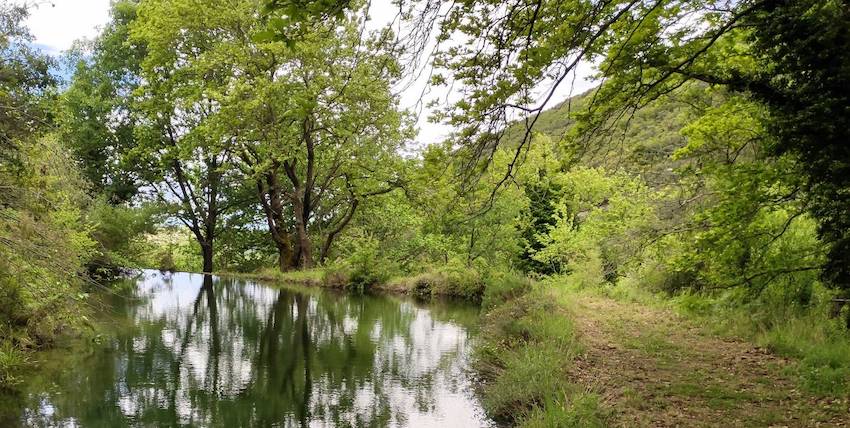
[221,265,488,301]
[197,267,850,426]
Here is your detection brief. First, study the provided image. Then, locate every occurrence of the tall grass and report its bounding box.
[0,341,28,390]
[473,273,609,426]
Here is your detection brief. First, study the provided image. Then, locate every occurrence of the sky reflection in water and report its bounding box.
[11,271,493,427]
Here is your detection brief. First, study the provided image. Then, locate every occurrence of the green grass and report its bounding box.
[473,275,609,426]
[248,267,326,283]
[382,266,486,300]
[758,316,850,395]
[621,331,679,357]
[232,264,491,301]
[391,267,485,300]
[663,381,757,409]
[224,267,337,288]
[595,278,850,397]
[0,341,29,390]
[481,271,533,309]
[677,300,850,397]
[521,393,608,428]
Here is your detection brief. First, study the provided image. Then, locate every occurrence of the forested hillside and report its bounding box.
[2,0,849,425]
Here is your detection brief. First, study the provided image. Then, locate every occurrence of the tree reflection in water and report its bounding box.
[12,271,492,427]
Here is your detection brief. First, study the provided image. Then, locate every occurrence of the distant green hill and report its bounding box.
[504,87,699,187]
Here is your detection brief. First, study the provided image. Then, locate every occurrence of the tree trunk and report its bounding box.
[296,222,313,268]
[278,242,294,272]
[201,241,214,273]
[256,176,296,272]
[293,198,313,268]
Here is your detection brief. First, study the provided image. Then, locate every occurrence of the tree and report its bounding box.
[153,0,408,270]
[127,0,249,273]
[373,0,850,299]
[0,4,97,386]
[126,0,407,272]
[60,1,144,204]
[229,24,408,270]
[0,4,53,163]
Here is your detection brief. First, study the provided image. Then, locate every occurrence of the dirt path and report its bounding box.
[562,292,850,427]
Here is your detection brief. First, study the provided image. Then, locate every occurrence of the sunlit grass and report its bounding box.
[473,275,608,426]
[585,275,850,397]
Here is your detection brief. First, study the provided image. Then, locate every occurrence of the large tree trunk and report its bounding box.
[293,199,313,268]
[277,242,294,271]
[201,241,214,273]
[257,175,296,272]
[285,119,317,269]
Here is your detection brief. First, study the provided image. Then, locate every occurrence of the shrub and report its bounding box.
[401,263,485,300]
[435,265,484,299]
[322,264,352,288]
[482,271,533,309]
[345,238,392,292]
[411,272,442,299]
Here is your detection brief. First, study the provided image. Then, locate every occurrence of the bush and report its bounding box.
[411,272,440,299]
[158,250,176,272]
[320,238,395,292]
[399,263,485,300]
[322,265,352,288]
[482,271,533,309]
[345,238,392,292]
[433,265,484,299]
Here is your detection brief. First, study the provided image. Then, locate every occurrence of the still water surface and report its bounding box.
[5,270,493,427]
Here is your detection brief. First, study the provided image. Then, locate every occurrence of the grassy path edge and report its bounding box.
[473,279,850,427]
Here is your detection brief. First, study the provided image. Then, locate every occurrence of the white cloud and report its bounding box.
[23,0,111,53]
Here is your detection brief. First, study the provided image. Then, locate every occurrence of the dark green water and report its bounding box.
[3,270,493,427]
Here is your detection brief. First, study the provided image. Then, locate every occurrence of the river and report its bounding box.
[2,270,494,427]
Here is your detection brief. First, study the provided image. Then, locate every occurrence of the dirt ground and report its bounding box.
[562,292,850,427]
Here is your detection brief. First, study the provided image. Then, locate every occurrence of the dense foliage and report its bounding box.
[2,0,849,422]
[397,0,850,305]
[0,5,93,387]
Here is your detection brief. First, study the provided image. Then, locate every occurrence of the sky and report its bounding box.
[23,0,112,54]
[22,0,597,146]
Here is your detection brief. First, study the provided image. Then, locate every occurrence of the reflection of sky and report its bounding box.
[374,311,482,427]
[20,270,493,427]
